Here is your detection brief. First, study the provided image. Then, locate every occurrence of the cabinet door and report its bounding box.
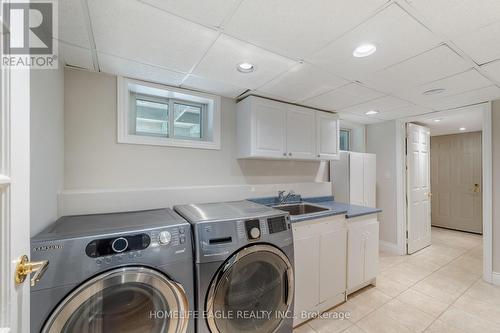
[347,226,365,290]
[293,225,320,314]
[363,154,377,207]
[319,225,347,303]
[252,98,286,158]
[316,111,339,160]
[286,106,316,160]
[364,221,379,282]
[349,153,364,206]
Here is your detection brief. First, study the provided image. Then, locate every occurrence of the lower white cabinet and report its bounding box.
[347,216,379,293]
[293,215,347,326]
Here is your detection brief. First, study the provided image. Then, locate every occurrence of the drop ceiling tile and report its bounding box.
[427,85,500,110]
[59,0,90,48]
[223,0,389,59]
[60,42,94,70]
[193,34,296,90]
[364,45,471,93]
[88,0,218,73]
[302,83,384,111]
[406,0,500,38]
[257,63,348,103]
[372,104,432,120]
[481,59,500,84]
[182,74,247,98]
[338,112,384,124]
[307,4,440,82]
[452,21,500,65]
[139,0,241,28]
[396,70,493,107]
[98,53,187,86]
[340,96,411,115]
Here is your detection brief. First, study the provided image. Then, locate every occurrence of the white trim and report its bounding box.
[379,240,400,255]
[117,77,221,150]
[482,103,493,283]
[492,272,500,286]
[58,182,332,216]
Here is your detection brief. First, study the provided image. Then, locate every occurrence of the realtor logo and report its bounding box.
[2,0,58,68]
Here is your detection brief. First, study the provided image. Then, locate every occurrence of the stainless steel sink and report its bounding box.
[272,203,330,216]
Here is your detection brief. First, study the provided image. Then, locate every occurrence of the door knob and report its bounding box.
[428,192,433,198]
[15,255,49,286]
[472,184,481,193]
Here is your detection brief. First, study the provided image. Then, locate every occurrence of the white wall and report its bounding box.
[339,120,366,153]
[62,68,330,214]
[30,64,64,236]
[366,120,398,248]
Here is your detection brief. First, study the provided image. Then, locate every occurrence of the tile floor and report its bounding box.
[293,227,500,333]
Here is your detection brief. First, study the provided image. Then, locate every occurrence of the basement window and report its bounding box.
[118,77,221,150]
[339,129,351,151]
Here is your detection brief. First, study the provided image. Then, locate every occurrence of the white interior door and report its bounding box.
[0,65,31,330]
[407,123,431,254]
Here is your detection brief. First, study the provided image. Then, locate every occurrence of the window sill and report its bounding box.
[118,133,221,150]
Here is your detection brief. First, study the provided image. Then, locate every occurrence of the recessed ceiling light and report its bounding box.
[237,62,255,73]
[353,44,377,58]
[365,110,379,115]
[434,119,442,122]
[459,127,466,131]
[423,88,446,95]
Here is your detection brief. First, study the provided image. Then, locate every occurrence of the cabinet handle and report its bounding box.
[288,153,292,156]
[317,154,320,158]
[283,153,287,156]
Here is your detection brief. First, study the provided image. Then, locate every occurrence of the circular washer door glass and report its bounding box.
[207,245,293,333]
[43,267,189,333]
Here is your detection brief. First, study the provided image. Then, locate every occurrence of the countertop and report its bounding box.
[248,196,381,223]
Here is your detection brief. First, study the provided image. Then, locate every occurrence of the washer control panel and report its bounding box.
[85,225,188,259]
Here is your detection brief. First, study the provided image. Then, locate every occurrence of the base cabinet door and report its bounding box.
[293,225,320,316]
[319,224,347,303]
[347,226,365,290]
[364,221,379,282]
[347,217,379,293]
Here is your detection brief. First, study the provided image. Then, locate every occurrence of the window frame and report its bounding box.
[339,128,351,151]
[118,77,221,150]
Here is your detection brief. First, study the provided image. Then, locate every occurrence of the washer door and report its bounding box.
[42,267,189,333]
[206,244,294,333]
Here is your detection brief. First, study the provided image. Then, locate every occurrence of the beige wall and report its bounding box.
[366,120,398,246]
[493,100,500,272]
[64,68,328,192]
[31,64,64,236]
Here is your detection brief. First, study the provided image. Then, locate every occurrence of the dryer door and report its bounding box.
[42,267,189,333]
[206,244,294,333]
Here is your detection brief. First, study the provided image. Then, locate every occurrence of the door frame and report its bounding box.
[394,103,493,284]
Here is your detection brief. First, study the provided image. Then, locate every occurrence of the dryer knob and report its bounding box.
[250,227,261,239]
[159,231,172,245]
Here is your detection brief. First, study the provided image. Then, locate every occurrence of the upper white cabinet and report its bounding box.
[237,96,339,160]
[316,111,340,160]
[286,105,316,159]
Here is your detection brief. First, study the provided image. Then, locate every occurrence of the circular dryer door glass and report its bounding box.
[207,245,293,333]
[42,267,189,333]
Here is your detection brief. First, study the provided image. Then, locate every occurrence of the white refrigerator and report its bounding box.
[330,151,376,207]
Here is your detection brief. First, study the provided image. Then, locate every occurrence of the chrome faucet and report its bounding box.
[278,190,295,205]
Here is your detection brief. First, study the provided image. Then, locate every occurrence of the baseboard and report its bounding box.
[379,240,400,255]
[58,182,332,216]
[492,272,500,286]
